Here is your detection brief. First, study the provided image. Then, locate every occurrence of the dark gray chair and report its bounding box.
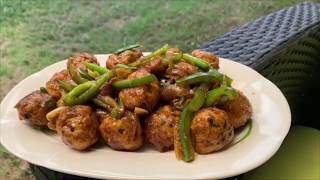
[201,2,320,179]
[201,1,320,128]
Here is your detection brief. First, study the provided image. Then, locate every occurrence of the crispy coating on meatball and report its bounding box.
[160,84,191,102]
[192,49,219,69]
[106,48,143,69]
[166,48,182,60]
[191,107,234,154]
[145,105,180,152]
[99,111,143,151]
[56,105,99,150]
[68,53,98,69]
[219,90,252,128]
[166,61,198,79]
[141,56,167,75]
[119,69,160,111]
[46,70,71,99]
[15,90,56,127]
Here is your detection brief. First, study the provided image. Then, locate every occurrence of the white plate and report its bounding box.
[0,55,291,179]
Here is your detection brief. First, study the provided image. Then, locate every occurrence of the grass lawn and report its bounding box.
[0,0,315,179]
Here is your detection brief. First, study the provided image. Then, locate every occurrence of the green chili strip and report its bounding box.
[205,87,238,107]
[232,119,253,145]
[116,63,138,70]
[59,80,123,118]
[129,44,169,67]
[40,87,48,93]
[114,44,141,54]
[144,44,169,59]
[85,63,109,75]
[182,53,210,70]
[58,80,76,92]
[64,71,115,106]
[67,59,88,84]
[112,74,157,90]
[179,107,194,162]
[222,74,233,87]
[87,69,100,78]
[176,69,223,86]
[63,81,94,105]
[93,95,125,119]
[187,84,208,112]
[92,98,109,109]
[79,68,95,80]
[111,99,124,119]
[178,84,208,162]
[96,95,118,107]
[63,81,95,106]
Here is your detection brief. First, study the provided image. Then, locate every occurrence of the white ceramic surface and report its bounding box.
[0,55,291,179]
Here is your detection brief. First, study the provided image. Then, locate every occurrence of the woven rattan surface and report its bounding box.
[201,2,320,67]
[202,2,320,127]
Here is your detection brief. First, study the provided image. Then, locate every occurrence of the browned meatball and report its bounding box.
[46,70,71,99]
[166,48,182,61]
[191,107,234,154]
[56,105,99,150]
[106,48,143,69]
[160,84,191,102]
[219,90,252,128]
[166,61,198,79]
[99,111,143,151]
[145,105,180,152]
[46,106,66,131]
[15,90,56,127]
[141,56,167,75]
[68,53,98,69]
[192,49,219,69]
[99,77,119,96]
[119,69,160,111]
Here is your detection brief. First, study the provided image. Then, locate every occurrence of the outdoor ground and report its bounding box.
[0,0,315,179]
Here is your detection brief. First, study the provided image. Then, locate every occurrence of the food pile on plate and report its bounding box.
[15,44,252,162]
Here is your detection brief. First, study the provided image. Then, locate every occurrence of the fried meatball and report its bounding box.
[46,106,67,131]
[119,69,160,111]
[192,49,219,69]
[56,105,99,150]
[46,70,71,99]
[191,107,234,154]
[141,56,167,75]
[166,48,182,61]
[160,84,191,102]
[15,90,56,126]
[67,53,98,83]
[145,105,180,152]
[219,90,252,128]
[99,111,143,151]
[106,48,143,69]
[99,77,119,96]
[166,61,198,79]
[68,53,98,69]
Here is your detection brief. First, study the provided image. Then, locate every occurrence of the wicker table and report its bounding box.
[30,2,320,180]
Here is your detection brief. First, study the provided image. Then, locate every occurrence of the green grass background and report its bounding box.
[0,0,317,179]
